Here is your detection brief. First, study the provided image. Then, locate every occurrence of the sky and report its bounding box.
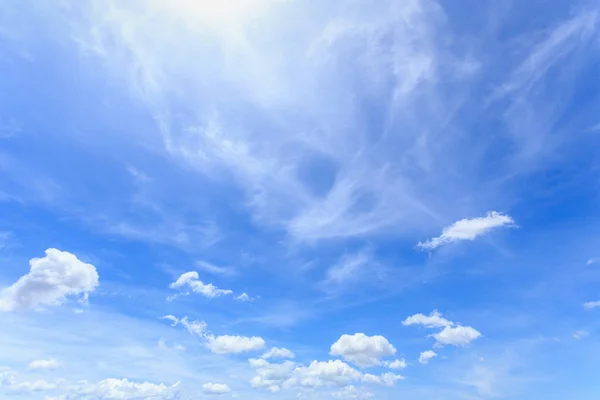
[1,0,600,399]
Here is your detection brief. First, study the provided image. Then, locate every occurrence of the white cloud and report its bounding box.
[28,359,61,370]
[248,357,404,394]
[417,212,516,250]
[587,258,600,266]
[0,371,57,392]
[236,293,254,302]
[162,315,208,337]
[196,260,234,276]
[292,360,363,388]
[261,347,295,360]
[202,382,231,395]
[583,300,600,310]
[330,333,397,368]
[59,378,180,400]
[207,335,265,354]
[169,271,233,298]
[249,358,297,392]
[332,385,374,399]
[573,330,589,340]
[0,249,99,312]
[432,325,482,347]
[402,310,454,328]
[418,350,437,364]
[382,359,407,369]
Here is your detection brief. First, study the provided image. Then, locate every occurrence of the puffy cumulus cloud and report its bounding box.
[248,358,404,394]
[169,271,233,299]
[249,359,297,392]
[418,350,437,365]
[417,212,516,250]
[0,249,99,312]
[402,310,454,328]
[261,347,295,360]
[330,333,397,368]
[207,335,265,354]
[404,310,481,349]
[433,325,482,347]
[162,314,264,354]
[292,360,363,388]
[28,359,61,370]
[202,382,231,395]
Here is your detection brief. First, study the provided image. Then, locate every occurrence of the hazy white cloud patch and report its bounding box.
[202,382,231,395]
[28,359,61,370]
[583,300,600,310]
[417,212,516,250]
[0,249,99,312]
[572,330,589,340]
[330,333,397,368]
[402,310,454,328]
[418,350,437,365]
[261,347,295,360]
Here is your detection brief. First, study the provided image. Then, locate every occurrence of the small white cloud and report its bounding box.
[382,359,407,369]
[332,385,374,399]
[402,310,454,328]
[330,333,397,368]
[169,271,233,298]
[432,325,482,347]
[161,315,207,337]
[202,382,231,395]
[417,211,516,250]
[573,330,589,340]
[0,249,99,312]
[207,335,265,354]
[196,260,233,275]
[584,300,600,310]
[236,292,254,302]
[418,350,437,365]
[261,347,295,360]
[587,258,600,266]
[28,359,61,370]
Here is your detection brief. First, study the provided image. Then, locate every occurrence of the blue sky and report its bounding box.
[1,0,600,398]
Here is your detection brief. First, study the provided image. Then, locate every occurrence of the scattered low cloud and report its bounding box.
[261,347,295,360]
[28,359,61,370]
[162,315,208,337]
[432,325,482,347]
[207,335,265,354]
[382,359,407,369]
[196,260,234,276]
[330,333,397,368]
[573,330,589,340]
[402,310,454,328]
[202,382,231,395]
[417,212,516,250]
[169,271,233,299]
[418,350,437,365]
[583,300,600,310]
[0,249,99,312]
